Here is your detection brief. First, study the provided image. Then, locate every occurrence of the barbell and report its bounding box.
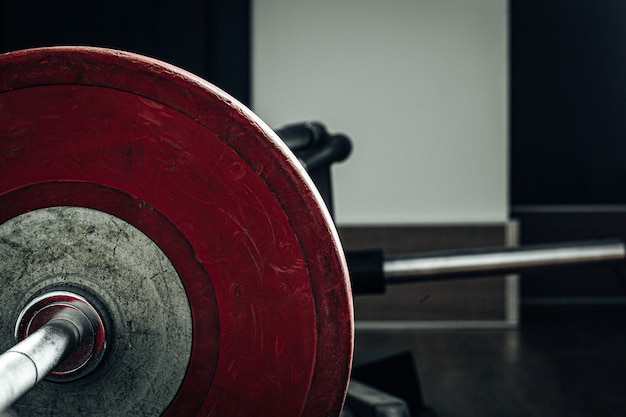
[1,47,624,417]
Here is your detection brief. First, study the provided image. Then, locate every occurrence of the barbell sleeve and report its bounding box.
[0,313,85,413]
[347,239,626,294]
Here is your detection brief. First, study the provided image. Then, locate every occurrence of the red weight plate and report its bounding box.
[0,47,353,416]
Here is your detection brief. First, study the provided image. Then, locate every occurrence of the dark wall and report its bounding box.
[511,0,626,206]
[0,0,250,105]
[511,0,626,303]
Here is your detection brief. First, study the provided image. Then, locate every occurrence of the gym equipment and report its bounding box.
[0,46,353,417]
[275,122,352,217]
[1,46,625,417]
[275,123,626,294]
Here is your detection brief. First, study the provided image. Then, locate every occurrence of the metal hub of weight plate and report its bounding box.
[0,206,193,415]
[0,47,353,416]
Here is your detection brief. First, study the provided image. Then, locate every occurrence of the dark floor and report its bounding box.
[353,305,626,417]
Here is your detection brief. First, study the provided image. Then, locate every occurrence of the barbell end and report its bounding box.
[0,291,108,413]
[346,249,386,295]
[0,322,79,413]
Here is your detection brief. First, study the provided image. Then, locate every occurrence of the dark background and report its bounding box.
[511,0,626,206]
[0,0,251,105]
[510,0,626,304]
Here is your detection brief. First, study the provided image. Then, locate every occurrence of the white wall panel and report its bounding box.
[253,0,508,224]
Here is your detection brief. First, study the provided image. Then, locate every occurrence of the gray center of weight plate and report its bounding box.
[0,206,193,416]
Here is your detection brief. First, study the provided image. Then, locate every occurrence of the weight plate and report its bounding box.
[0,47,353,417]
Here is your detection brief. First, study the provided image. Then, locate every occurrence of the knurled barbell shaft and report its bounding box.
[0,316,83,413]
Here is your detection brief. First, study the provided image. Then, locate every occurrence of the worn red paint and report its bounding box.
[0,47,353,417]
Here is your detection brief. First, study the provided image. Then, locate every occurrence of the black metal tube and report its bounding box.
[383,239,626,284]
